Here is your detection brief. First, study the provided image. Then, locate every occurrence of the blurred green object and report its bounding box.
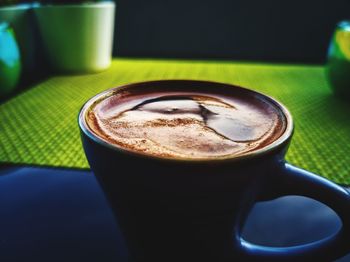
[34,1,115,73]
[0,22,21,97]
[327,20,350,98]
[0,2,43,84]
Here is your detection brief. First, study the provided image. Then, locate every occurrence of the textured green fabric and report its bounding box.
[1,58,349,184]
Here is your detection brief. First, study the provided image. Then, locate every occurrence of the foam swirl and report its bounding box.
[87,91,285,159]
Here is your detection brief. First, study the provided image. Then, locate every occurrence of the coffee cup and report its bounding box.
[78,80,350,261]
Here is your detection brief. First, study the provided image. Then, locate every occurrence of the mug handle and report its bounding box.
[237,162,350,262]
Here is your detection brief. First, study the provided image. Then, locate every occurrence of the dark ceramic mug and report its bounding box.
[78,80,350,262]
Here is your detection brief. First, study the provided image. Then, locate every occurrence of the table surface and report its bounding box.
[1,58,349,184]
[0,165,349,262]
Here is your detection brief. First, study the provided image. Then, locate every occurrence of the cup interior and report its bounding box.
[79,80,293,162]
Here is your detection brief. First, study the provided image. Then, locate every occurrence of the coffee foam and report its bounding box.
[86,90,286,159]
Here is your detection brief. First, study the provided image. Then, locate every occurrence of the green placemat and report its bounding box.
[1,58,349,184]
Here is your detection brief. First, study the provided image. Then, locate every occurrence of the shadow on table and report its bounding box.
[0,166,349,261]
[316,93,350,128]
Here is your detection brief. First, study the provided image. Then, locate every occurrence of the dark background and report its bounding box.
[113,0,350,63]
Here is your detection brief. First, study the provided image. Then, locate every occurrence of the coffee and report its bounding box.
[86,86,286,159]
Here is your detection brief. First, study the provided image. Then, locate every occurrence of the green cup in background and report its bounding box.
[326,20,350,98]
[34,2,115,73]
[0,22,21,97]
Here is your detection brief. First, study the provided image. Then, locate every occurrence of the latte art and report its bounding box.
[86,89,286,159]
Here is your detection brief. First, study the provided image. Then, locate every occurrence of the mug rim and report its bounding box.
[78,79,294,163]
